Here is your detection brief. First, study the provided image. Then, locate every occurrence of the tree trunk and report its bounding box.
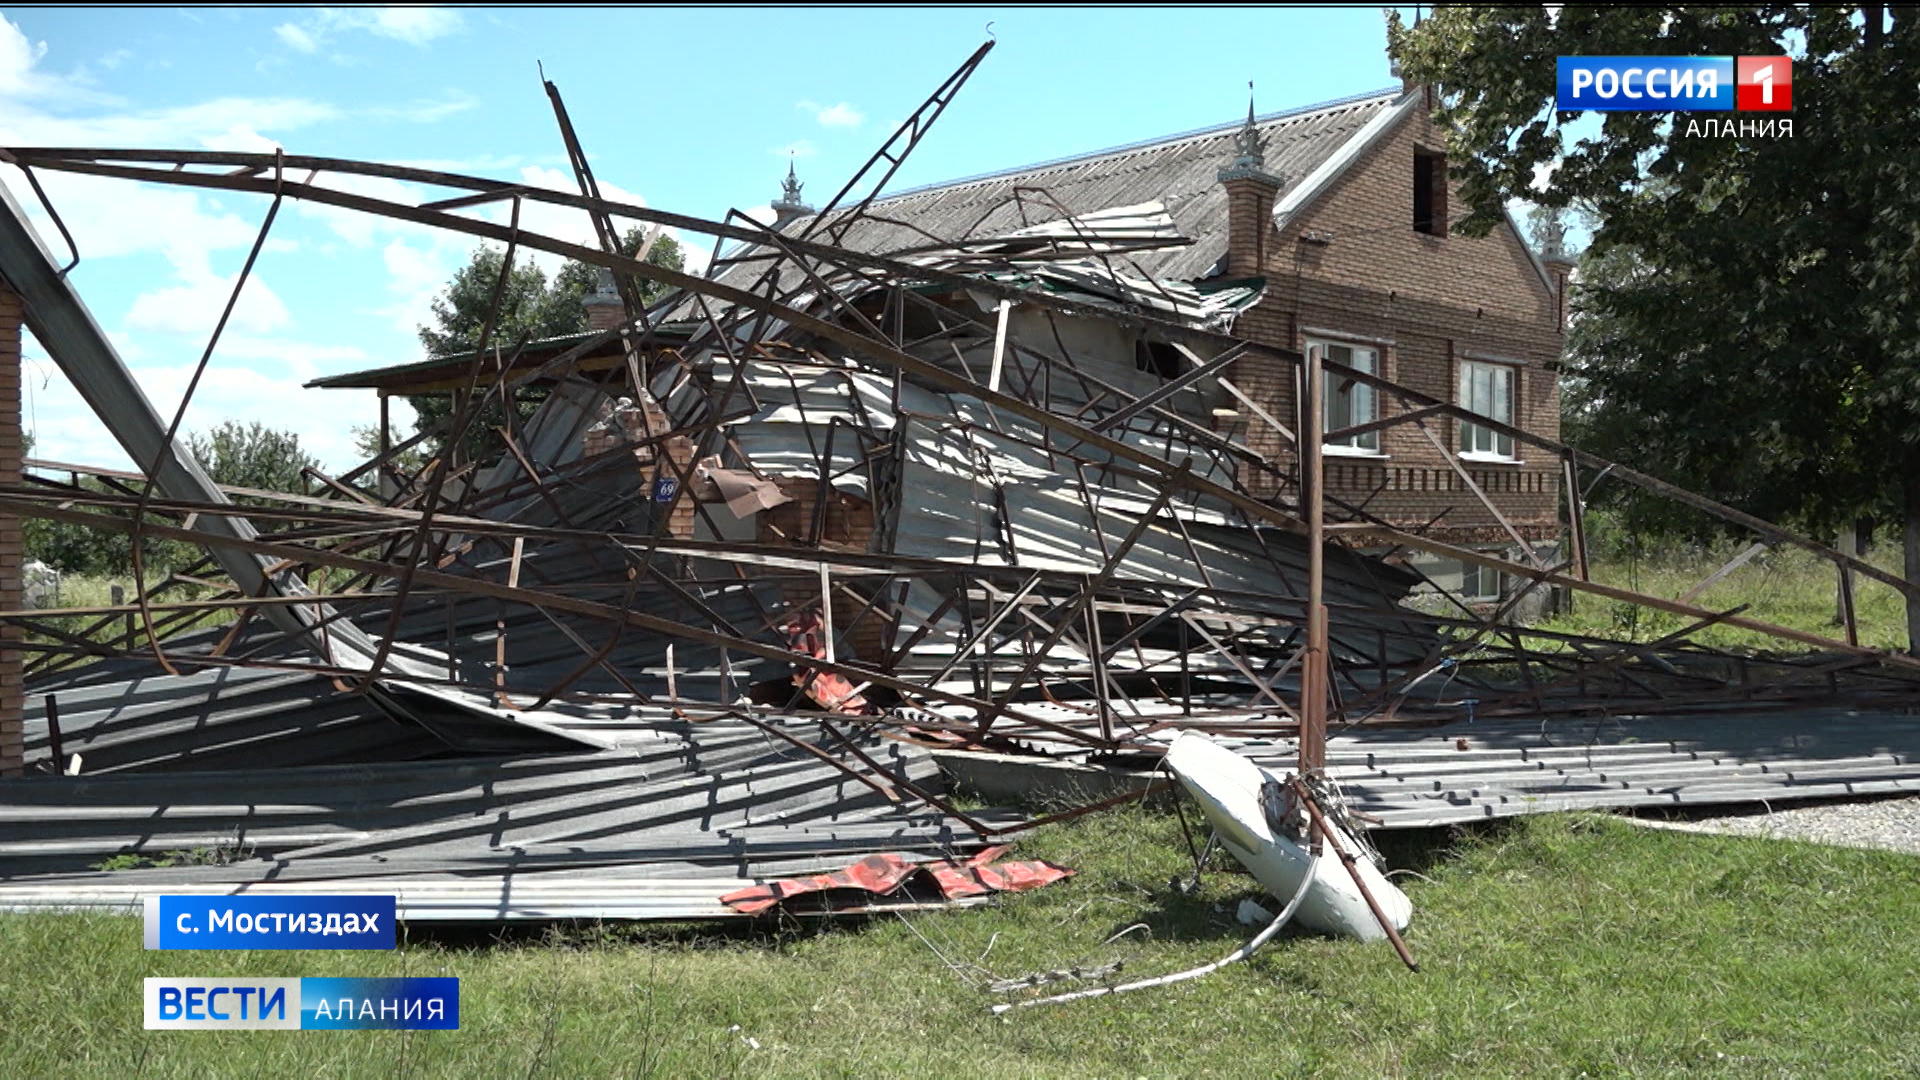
[1906,460,1920,655]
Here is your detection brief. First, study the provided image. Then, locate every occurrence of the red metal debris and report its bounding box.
[720,845,1074,914]
[785,607,873,715]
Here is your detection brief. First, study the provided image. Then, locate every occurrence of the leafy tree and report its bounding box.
[1390,5,1920,650]
[349,423,433,483]
[24,424,315,576]
[187,420,320,497]
[22,431,165,576]
[409,230,685,463]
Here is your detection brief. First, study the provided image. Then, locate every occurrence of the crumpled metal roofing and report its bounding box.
[697,351,1434,667]
[970,262,1264,333]
[0,716,1006,921]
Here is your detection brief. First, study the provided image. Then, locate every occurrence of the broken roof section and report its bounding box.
[764,88,1403,282]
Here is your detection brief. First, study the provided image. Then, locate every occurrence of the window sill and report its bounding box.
[1457,452,1523,466]
[1322,445,1389,461]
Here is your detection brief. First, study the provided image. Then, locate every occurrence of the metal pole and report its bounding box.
[1300,344,1327,775]
[1295,778,1418,972]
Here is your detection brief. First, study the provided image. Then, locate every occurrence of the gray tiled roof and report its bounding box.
[775,87,1404,283]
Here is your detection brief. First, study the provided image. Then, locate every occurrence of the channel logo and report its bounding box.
[144,977,458,1030]
[1557,56,1792,112]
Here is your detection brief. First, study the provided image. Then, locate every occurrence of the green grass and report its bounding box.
[1537,541,1910,652]
[3,808,1919,1078]
[23,573,237,657]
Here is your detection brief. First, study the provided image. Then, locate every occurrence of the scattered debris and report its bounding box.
[1164,731,1411,944]
[992,840,1322,1014]
[721,847,1073,915]
[0,41,1915,941]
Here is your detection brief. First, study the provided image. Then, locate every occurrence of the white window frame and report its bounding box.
[1309,336,1383,456]
[1460,561,1505,602]
[1457,358,1518,462]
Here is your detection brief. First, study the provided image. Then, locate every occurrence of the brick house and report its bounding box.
[315,81,1571,615]
[773,81,1572,604]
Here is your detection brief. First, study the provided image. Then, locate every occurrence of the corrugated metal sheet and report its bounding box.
[0,874,992,923]
[912,700,1920,828]
[1313,709,1920,827]
[0,716,1007,920]
[22,665,449,774]
[702,354,1434,666]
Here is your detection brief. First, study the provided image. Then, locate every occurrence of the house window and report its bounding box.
[1134,337,1182,380]
[1414,149,1448,236]
[1457,359,1516,459]
[1461,561,1505,602]
[1310,338,1379,452]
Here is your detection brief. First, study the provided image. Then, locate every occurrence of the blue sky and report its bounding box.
[1,6,1416,470]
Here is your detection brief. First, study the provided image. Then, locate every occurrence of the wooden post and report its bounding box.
[987,298,1011,394]
[378,392,393,500]
[111,584,131,646]
[818,563,835,665]
[1562,450,1588,582]
[1300,344,1327,776]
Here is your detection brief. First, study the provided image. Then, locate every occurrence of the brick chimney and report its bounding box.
[1538,216,1578,330]
[0,282,22,777]
[1218,86,1285,278]
[583,266,624,332]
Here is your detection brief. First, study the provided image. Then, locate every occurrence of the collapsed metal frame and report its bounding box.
[2,41,1918,830]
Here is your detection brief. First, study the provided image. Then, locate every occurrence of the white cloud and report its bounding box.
[491,164,653,277]
[196,123,283,153]
[291,171,436,248]
[125,272,292,337]
[19,330,385,472]
[677,232,715,277]
[0,167,263,277]
[393,153,527,174]
[361,7,465,45]
[0,14,49,95]
[275,8,465,54]
[797,100,864,129]
[275,23,318,53]
[366,90,478,124]
[0,14,116,104]
[0,94,341,146]
[97,47,132,70]
[374,236,459,335]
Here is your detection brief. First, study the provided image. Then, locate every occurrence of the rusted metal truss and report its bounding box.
[2,44,1916,827]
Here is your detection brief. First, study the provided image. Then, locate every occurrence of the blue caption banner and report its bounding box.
[300,977,460,1030]
[145,977,458,1030]
[145,895,396,950]
[1557,56,1734,111]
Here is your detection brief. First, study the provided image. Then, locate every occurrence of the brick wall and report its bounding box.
[1222,175,1280,278]
[0,284,21,777]
[758,478,889,664]
[581,396,697,538]
[1223,100,1565,544]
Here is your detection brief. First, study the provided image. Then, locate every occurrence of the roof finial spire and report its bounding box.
[1540,214,1569,262]
[781,153,803,203]
[1227,81,1267,172]
[1218,80,1283,188]
[771,149,814,229]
